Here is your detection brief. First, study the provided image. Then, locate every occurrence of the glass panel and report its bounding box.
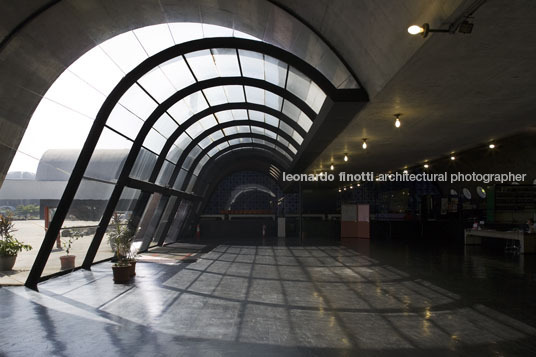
[277,136,290,148]
[133,23,175,56]
[106,104,144,140]
[249,110,264,122]
[265,129,277,139]
[186,175,197,192]
[231,109,248,119]
[292,131,304,145]
[153,113,178,138]
[167,92,208,124]
[224,85,246,103]
[138,67,177,103]
[118,83,158,120]
[142,129,167,154]
[297,112,313,132]
[194,155,209,176]
[203,86,228,106]
[212,48,241,76]
[238,50,264,80]
[42,178,115,277]
[265,114,280,127]
[223,127,238,136]
[152,196,178,244]
[264,55,288,87]
[276,146,293,162]
[130,148,158,182]
[287,66,327,114]
[207,146,220,157]
[167,133,192,163]
[44,70,106,119]
[105,187,141,257]
[156,160,176,186]
[159,56,196,91]
[164,199,190,244]
[173,169,188,190]
[198,136,213,149]
[137,193,166,249]
[245,86,282,110]
[168,23,203,44]
[183,145,203,171]
[214,110,234,123]
[184,49,219,81]
[10,98,92,175]
[288,143,298,155]
[84,128,132,182]
[279,121,294,136]
[251,126,264,135]
[236,125,251,134]
[68,46,124,97]
[99,31,148,74]
[282,101,313,133]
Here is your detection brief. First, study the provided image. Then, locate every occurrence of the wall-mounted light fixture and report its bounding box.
[489,143,495,149]
[362,138,367,149]
[330,164,334,170]
[450,155,456,160]
[407,23,450,38]
[408,1,485,38]
[344,153,348,162]
[424,163,429,169]
[394,114,401,128]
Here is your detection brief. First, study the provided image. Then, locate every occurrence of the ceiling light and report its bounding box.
[408,23,450,38]
[344,187,347,191]
[408,25,425,35]
[489,143,495,149]
[330,164,334,170]
[362,138,367,149]
[344,154,348,162]
[357,183,361,187]
[338,188,341,192]
[394,114,401,128]
[424,163,429,168]
[350,185,353,189]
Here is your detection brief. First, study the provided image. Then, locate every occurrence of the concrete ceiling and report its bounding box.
[2,0,534,187]
[274,0,536,173]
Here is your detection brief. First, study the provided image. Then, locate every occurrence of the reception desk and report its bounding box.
[464,229,536,253]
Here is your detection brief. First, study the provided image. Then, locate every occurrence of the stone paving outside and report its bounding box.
[0,219,114,285]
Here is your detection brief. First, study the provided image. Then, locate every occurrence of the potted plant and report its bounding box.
[108,214,135,283]
[0,214,32,271]
[59,229,82,270]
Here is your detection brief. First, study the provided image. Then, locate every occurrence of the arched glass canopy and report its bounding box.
[23,22,366,289]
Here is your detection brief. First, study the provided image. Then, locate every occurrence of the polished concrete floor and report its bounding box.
[1,242,536,356]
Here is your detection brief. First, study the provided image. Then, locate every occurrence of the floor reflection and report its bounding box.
[1,244,536,356]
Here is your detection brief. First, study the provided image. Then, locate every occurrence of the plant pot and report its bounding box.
[128,260,136,277]
[0,255,17,271]
[60,255,76,270]
[112,264,131,284]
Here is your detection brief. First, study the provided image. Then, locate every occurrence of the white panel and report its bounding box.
[134,24,175,56]
[100,31,148,73]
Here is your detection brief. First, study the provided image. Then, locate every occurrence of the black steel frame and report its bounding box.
[25,37,364,290]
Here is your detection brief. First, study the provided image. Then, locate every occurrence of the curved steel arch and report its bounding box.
[157,149,289,244]
[192,145,289,195]
[153,100,307,178]
[180,133,294,191]
[168,120,297,187]
[25,37,340,288]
